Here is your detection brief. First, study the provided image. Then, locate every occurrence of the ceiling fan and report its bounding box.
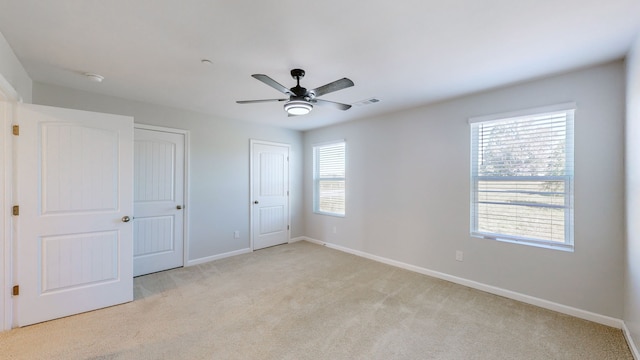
[236,69,354,116]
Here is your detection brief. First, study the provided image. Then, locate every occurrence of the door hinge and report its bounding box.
[12,125,19,136]
[12,205,19,216]
[12,285,19,296]
[287,225,290,230]
[287,190,289,196]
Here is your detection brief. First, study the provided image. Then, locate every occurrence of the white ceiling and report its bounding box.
[0,1,638,131]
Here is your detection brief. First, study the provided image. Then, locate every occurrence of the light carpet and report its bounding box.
[0,241,633,359]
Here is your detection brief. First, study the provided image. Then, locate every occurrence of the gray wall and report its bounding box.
[5,32,633,332]
[625,35,640,350]
[33,83,303,263]
[304,61,625,318]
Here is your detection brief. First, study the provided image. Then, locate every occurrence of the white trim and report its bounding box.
[183,131,191,266]
[134,123,184,133]
[469,108,575,250]
[249,140,254,251]
[185,247,252,267]
[302,237,324,246]
[249,139,291,251]
[312,140,346,217]
[0,101,6,331]
[471,233,574,252]
[289,236,307,243]
[311,138,346,147]
[134,124,191,268]
[623,322,640,360]
[0,73,21,103]
[468,102,576,124]
[0,101,13,331]
[0,72,20,331]
[300,236,624,328]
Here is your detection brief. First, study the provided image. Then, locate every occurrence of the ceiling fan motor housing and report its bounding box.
[290,69,310,98]
[290,68,305,79]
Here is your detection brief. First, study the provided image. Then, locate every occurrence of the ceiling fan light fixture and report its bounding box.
[284,100,313,115]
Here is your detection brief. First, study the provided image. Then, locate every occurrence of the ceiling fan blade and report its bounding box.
[236,98,287,104]
[252,74,296,96]
[311,78,354,97]
[311,99,352,110]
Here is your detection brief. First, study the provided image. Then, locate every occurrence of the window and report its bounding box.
[470,103,575,250]
[313,141,346,216]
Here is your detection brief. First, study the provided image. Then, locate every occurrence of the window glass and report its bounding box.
[314,141,345,216]
[470,106,574,250]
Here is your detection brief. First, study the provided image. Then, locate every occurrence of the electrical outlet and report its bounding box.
[455,250,463,262]
[234,231,240,239]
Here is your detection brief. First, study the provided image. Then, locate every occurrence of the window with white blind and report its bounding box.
[313,141,346,216]
[469,103,575,251]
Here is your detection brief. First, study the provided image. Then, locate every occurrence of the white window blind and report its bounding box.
[470,105,574,250]
[313,141,345,216]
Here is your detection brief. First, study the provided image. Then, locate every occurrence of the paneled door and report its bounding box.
[133,127,185,276]
[15,103,133,327]
[251,141,290,250]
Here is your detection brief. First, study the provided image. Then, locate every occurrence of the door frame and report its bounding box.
[0,73,21,331]
[249,139,291,251]
[134,124,190,269]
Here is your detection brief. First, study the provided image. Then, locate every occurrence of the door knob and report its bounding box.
[176,205,182,210]
[121,216,131,223]
[254,200,259,204]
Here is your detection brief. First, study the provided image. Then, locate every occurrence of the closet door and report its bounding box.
[133,127,185,276]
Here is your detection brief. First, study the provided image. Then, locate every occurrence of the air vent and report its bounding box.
[353,98,380,107]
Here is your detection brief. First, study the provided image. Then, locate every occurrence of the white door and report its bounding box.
[15,103,133,327]
[133,127,185,276]
[251,141,290,250]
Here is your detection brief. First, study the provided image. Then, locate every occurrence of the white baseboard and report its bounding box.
[623,323,640,360]
[289,236,306,244]
[302,237,324,246]
[186,247,252,267]
[299,236,624,329]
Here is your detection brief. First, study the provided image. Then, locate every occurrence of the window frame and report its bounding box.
[313,140,346,217]
[469,103,575,251]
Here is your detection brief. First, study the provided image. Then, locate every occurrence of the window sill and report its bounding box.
[313,211,345,218]
[471,233,574,252]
